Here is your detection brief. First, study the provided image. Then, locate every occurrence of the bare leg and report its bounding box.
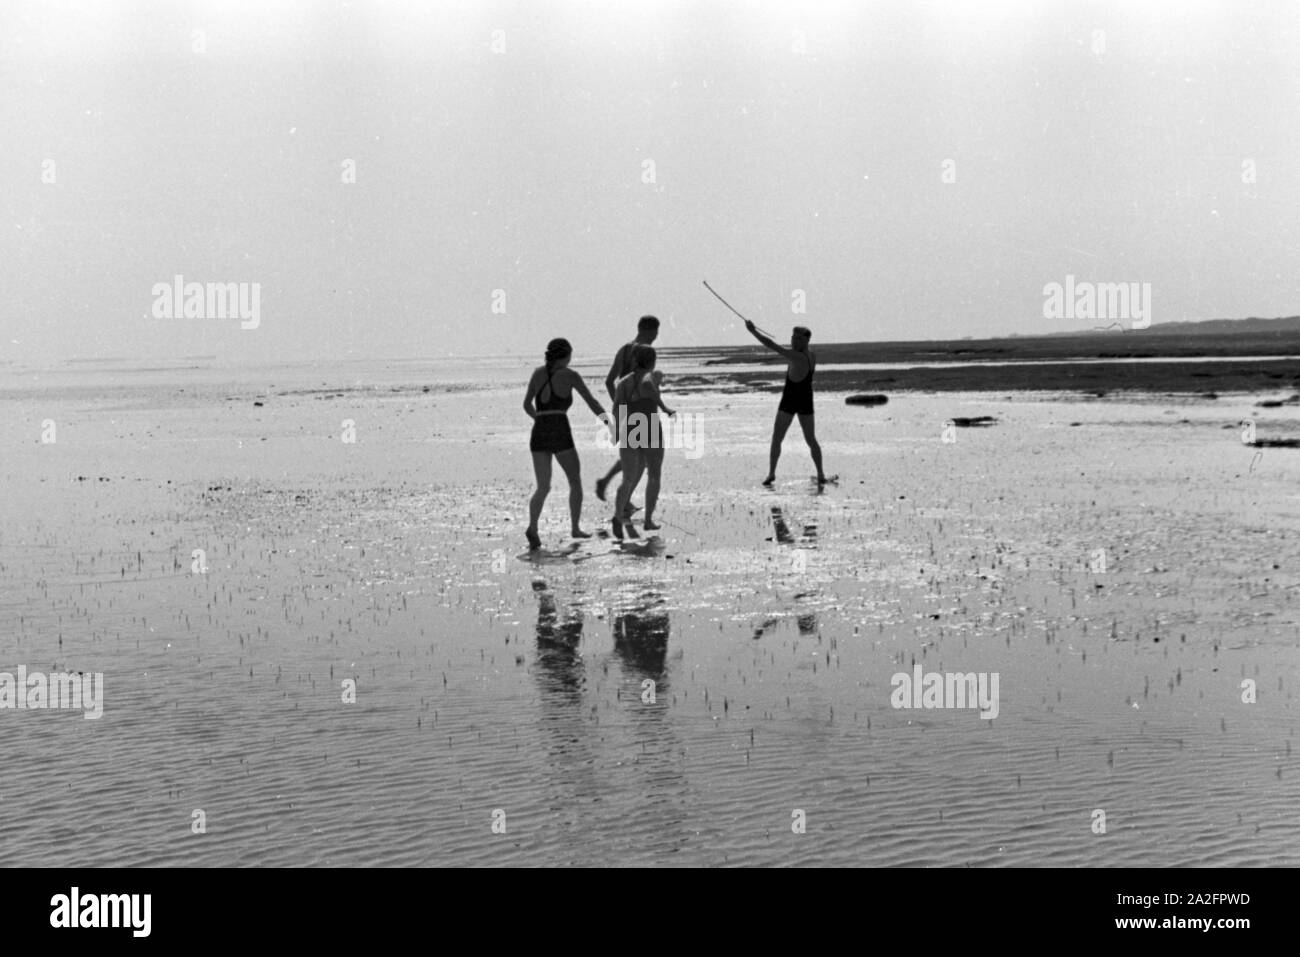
[554,449,588,537]
[643,445,664,528]
[598,460,637,515]
[797,414,825,481]
[765,410,795,484]
[614,448,645,538]
[595,458,623,501]
[528,452,552,548]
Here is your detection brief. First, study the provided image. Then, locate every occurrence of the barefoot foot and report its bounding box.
[643,518,661,531]
[571,528,592,539]
[761,475,775,487]
[525,528,541,550]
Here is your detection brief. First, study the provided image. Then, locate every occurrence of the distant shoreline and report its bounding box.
[16,321,1300,394]
[672,359,1300,395]
[661,327,1300,394]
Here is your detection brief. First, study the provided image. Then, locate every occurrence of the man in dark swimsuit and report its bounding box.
[595,315,659,504]
[743,321,827,486]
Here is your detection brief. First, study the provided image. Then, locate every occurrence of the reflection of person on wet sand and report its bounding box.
[743,321,827,486]
[612,596,671,680]
[533,579,584,647]
[531,580,586,698]
[769,504,817,545]
[752,610,819,640]
[529,580,603,818]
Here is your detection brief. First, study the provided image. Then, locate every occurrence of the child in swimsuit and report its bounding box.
[596,314,660,507]
[610,345,675,539]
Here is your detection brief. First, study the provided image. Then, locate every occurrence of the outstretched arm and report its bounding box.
[745,319,800,362]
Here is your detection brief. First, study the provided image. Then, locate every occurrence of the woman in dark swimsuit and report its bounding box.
[743,322,827,486]
[523,338,611,550]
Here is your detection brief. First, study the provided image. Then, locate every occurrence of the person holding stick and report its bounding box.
[743,320,827,486]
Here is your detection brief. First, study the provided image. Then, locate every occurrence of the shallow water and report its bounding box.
[1,361,1298,865]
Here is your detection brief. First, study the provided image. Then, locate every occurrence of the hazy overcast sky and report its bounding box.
[4,0,1299,364]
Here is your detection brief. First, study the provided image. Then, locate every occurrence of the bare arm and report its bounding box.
[643,374,675,417]
[745,320,801,362]
[605,345,627,400]
[566,370,609,420]
[522,368,541,420]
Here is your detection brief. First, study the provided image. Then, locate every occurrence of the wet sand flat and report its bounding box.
[1,364,1298,865]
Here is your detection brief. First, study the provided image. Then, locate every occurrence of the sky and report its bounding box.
[3,0,1300,364]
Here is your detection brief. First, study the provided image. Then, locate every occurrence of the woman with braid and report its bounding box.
[522,338,612,550]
